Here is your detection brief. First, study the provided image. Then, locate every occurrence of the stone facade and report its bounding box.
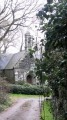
[14,53,36,84]
[0,32,38,84]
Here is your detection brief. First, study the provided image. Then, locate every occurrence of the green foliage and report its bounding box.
[15,80,25,85]
[29,48,35,58]
[37,0,67,97]
[15,80,34,87]
[38,0,67,51]
[43,86,51,97]
[36,0,67,119]
[0,79,11,112]
[9,84,43,95]
[9,84,51,96]
[35,58,43,82]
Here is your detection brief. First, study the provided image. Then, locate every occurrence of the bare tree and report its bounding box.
[0,0,42,53]
[0,30,19,53]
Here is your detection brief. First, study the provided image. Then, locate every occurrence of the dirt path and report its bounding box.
[0,98,40,120]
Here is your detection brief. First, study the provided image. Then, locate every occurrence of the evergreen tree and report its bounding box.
[36,0,67,119]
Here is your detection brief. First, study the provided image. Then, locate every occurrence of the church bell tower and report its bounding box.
[25,32,34,51]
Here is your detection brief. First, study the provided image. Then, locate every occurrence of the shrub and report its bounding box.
[15,80,25,85]
[15,80,32,87]
[0,104,4,112]
[0,77,10,112]
[9,84,51,96]
[9,84,44,95]
[43,86,52,97]
[23,83,32,87]
[0,79,8,103]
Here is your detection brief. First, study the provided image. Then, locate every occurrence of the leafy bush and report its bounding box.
[15,80,32,87]
[43,86,52,97]
[9,84,44,95]
[0,104,4,112]
[9,84,51,96]
[23,83,32,87]
[15,80,25,85]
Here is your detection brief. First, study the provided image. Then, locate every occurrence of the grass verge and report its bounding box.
[10,93,39,98]
[9,93,39,102]
[41,100,53,120]
[0,97,12,112]
[0,94,39,112]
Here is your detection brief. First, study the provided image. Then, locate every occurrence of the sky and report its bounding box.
[0,0,47,54]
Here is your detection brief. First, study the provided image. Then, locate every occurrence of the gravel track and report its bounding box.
[0,98,40,120]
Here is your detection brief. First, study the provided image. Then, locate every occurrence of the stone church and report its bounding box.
[0,32,37,84]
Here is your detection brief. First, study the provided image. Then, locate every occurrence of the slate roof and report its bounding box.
[0,51,27,70]
[0,54,13,70]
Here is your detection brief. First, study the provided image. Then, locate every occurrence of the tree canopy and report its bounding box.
[35,0,67,119]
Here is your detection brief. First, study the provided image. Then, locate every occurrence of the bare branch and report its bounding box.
[0,0,43,53]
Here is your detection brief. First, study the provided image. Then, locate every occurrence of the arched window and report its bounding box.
[26,74,32,84]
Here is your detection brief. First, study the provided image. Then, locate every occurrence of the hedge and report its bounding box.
[9,84,44,95]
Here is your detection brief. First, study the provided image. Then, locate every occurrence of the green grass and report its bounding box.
[0,94,39,112]
[41,100,53,120]
[9,94,39,104]
[9,93,39,101]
